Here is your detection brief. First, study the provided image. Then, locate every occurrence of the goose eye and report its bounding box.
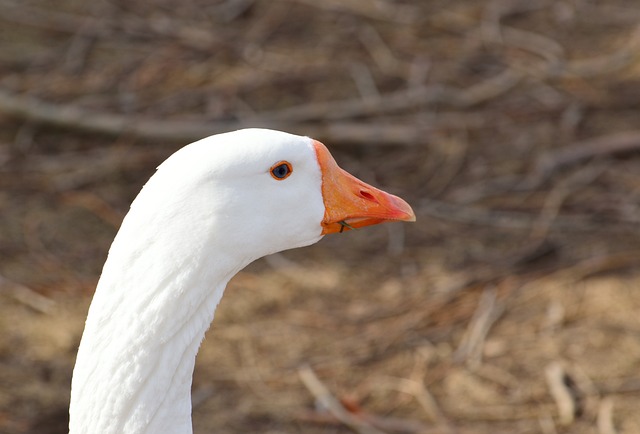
[270,161,292,180]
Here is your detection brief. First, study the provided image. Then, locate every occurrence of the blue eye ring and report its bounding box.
[270,161,292,180]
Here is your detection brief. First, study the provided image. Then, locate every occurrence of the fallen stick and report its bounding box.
[263,69,522,122]
[389,377,448,426]
[534,130,640,180]
[545,362,577,426]
[296,410,429,434]
[0,89,436,146]
[453,287,505,366]
[0,88,245,142]
[418,197,637,233]
[0,275,55,314]
[298,365,388,434]
[597,397,617,434]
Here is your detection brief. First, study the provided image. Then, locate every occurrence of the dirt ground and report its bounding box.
[2,0,640,433]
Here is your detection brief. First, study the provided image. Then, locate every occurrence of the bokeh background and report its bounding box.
[2,0,640,433]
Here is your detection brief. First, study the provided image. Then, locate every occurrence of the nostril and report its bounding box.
[359,190,377,202]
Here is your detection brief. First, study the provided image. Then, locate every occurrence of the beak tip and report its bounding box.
[390,195,416,223]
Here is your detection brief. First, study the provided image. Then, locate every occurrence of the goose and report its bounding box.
[68,128,415,434]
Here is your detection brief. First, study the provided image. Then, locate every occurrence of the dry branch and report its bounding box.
[298,365,388,434]
[387,376,447,426]
[295,411,430,434]
[0,67,522,146]
[290,0,417,24]
[0,88,240,142]
[0,1,227,52]
[534,130,640,179]
[263,69,522,122]
[545,362,578,426]
[558,25,640,78]
[61,192,124,228]
[529,161,608,240]
[418,197,636,233]
[0,1,105,37]
[0,89,439,145]
[0,274,55,314]
[447,128,640,202]
[18,147,163,192]
[597,397,617,434]
[453,287,505,367]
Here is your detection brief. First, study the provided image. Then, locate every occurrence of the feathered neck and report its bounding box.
[69,175,253,434]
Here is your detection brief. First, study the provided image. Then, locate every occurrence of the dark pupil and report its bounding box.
[274,164,289,178]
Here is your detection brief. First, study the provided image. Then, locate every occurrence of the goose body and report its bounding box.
[69,128,414,433]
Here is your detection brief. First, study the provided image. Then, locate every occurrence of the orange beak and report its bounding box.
[313,140,416,235]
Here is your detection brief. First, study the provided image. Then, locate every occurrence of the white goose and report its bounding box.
[69,128,415,434]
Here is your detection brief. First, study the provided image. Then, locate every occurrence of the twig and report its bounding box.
[296,410,429,434]
[598,377,640,395]
[451,137,636,213]
[251,67,522,123]
[481,0,554,57]
[418,197,637,233]
[452,68,524,108]
[0,1,226,53]
[597,397,617,434]
[534,130,640,183]
[545,362,577,426]
[0,274,55,314]
[483,0,553,30]
[453,287,505,367]
[0,1,105,37]
[15,146,162,192]
[389,377,446,426]
[538,414,558,434]
[60,192,124,228]
[288,0,417,24]
[481,0,640,79]
[529,161,608,241]
[422,134,469,197]
[61,1,109,74]
[0,90,482,146]
[558,25,640,78]
[258,86,448,122]
[0,88,440,145]
[499,26,565,68]
[349,62,381,99]
[0,60,521,144]
[359,25,404,77]
[398,349,449,426]
[447,403,553,422]
[0,88,234,142]
[298,365,388,434]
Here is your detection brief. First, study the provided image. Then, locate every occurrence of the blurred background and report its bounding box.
[2,0,640,433]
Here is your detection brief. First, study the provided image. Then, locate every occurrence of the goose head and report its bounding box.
[130,128,415,267]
